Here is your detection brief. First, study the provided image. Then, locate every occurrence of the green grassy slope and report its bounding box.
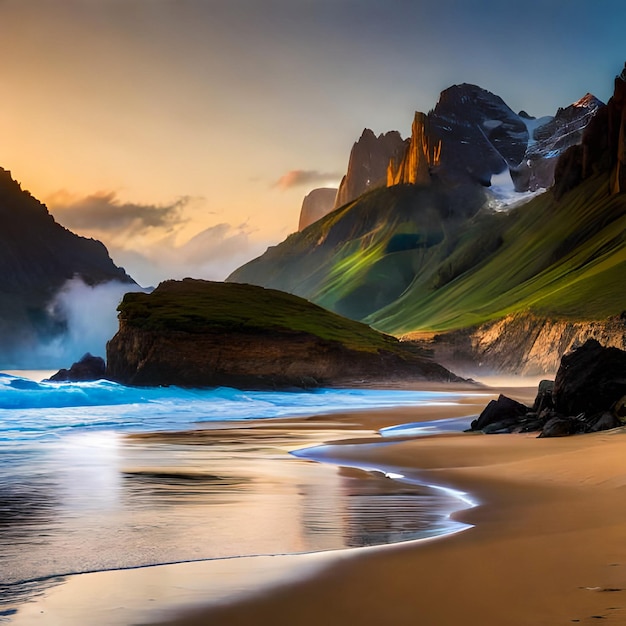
[230,171,626,337]
[117,278,408,355]
[229,183,488,320]
[368,172,626,333]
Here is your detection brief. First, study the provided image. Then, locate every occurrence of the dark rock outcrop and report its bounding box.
[334,129,407,209]
[554,63,626,198]
[48,353,106,382]
[511,94,603,192]
[470,341,626,437]
[298,188,338,231]
[553,339,626,416]
[0,168,135,366]
[428,83,529,187]
[471,394,530,431]
[106,279,463,389]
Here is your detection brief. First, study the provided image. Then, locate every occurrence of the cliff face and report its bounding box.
[412,314,626,377]
[385,85,601,193]
[554,63,626,197]
[511,94,603,192]
[386,112,440,186]
[0,168,135,364]
[298,187,338,231]
[334,129,407,209]
[107,279,460,388]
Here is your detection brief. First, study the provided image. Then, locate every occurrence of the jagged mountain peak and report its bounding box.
[573,93,604,109]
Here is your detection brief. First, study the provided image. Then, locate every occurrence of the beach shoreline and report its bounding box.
[11,383,626,625]
[148,389,626,626]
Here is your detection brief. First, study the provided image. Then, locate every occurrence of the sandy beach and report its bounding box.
[10,384,626,625]
[150,386,626,626]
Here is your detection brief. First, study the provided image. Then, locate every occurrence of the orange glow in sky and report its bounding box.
[0,0,622,285]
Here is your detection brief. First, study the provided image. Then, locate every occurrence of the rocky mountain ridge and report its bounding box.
[297,82,602,231]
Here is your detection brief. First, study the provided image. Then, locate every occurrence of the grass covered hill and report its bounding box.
[229,182,489,324]
[107,279,459,387]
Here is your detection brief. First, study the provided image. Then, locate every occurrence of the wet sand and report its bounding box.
[16,384,626,625]
[144,384,626,626]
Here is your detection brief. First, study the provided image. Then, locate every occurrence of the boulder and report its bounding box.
[471,394,530,431]
[589,412,622,433]
[48,353,106,382]
[532,379,555,413]
[539,416,587,438]
[553,339,626,416]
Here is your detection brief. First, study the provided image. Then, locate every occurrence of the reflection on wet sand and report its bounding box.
[2,422,462,618]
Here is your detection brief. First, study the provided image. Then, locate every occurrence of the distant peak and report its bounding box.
[619,62,626,82]
[359,128,377,141]
[572,93,603,109]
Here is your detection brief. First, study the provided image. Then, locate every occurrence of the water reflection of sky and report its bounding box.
[1,424,466,612]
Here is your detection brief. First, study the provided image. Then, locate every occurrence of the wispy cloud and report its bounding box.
[109,222,271,287]
[273,169,341,190]
[46,190,190,237]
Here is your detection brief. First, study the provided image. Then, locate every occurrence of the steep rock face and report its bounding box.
[554,63,626,197]
[553,339,626,416]
[385,85,599,193]
[0,168,135,364]
[334,129,407,209]
[430,83,529,186]
[298,187,338,231]
[416,313,626,376]
[386,112,440,186]
[511,94,603,192]
[107,279,461,388]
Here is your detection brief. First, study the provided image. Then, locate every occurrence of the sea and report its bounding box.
[0,371,482,619]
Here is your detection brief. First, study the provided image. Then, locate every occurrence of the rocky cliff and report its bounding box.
[386,112,440,186]
[334,129,407,209]
[554,63,626,197]
[298,187,338,231]
[106,279,461,388]
[0,168,135,365]
[512,93,603,192]
[385,84,601,193]
[412,313,626,377]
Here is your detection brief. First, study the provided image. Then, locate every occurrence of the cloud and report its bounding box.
[109,222,271,287]
[46,190,190,237]
[273,169,341,190]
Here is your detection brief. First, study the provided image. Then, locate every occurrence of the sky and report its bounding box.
[0,0,624,287]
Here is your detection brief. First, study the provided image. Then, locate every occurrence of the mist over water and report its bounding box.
[11,277,145,369]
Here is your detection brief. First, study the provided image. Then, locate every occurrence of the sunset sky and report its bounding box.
[1,0,624,286]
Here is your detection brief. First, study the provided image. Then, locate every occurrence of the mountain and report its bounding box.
[0,169,135,365]
[295,82,601,232]
[106,279,461,388]
[334,128,407,209]
[230,64,626,375]
[298,187,337,231]
[511,93,603,192]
